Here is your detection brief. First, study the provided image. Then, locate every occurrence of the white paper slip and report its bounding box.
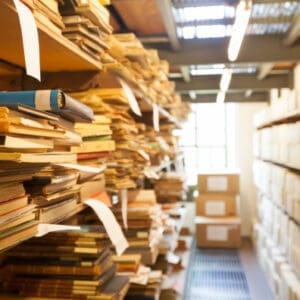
[206,225,228,241]
[153,103,160,132]
[138,150,150,161]
[118,77,142,116]
[36,224,81,237]
[205,201,226,216]
[85,199,128,255]
[207,176,228,191]
[120,189,128,230]
[166,252,181,265]
[13,0,41,81]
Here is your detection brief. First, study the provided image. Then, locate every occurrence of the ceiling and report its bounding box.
[109,0,300,103]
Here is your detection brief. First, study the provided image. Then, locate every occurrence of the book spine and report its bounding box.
[0,90,59,110]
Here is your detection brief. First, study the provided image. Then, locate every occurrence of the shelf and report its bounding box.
[257,157,300,173]
[256,109,300,130]
[0,1,101,72]
[134,90,181,127]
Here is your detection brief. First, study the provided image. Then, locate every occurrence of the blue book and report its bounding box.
[0,90,94,122]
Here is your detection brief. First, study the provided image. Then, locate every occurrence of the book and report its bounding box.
[71,140,116,153]
[0,152,77,163]
[0,182,26,203]
[0,195,28,216]
[0,90,94,122]
[0,121,66,139]
[0,134,54,150]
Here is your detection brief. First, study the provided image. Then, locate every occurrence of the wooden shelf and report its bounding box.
[256,109,300,130]
[0,1,101,72]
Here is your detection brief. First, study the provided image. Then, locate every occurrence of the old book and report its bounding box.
[0,182,25,203]
[0,212,35,233]
[0,121,65,139]
[75,123,112,137]
[37,197,78,223]
[0,205,35,225]
[0,90,94,122]
[0,152,77,163]
[26,177,78,196]
[71,140,115,153]
[0,221,38,252]
[0,134,54,150]
[0,195,28,216]
[79,177,106,201]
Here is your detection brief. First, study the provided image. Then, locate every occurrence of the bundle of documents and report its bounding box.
[1,226,130,299]
[112,190,164,266]
[153,173,186,203]
[24,164,80,223]
[33,0,65,35]
[71,87,151,191]
[0,181,37,252]
[59,0,112,61]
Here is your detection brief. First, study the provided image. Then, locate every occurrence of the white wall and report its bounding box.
[235,102,267,236]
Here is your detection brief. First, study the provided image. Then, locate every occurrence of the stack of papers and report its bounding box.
[59,0,113,61]
[2,226,130,299]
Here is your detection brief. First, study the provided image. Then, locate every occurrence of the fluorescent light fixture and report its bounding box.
[220,68,232,92]
[216,91,226,104]
[189,91,197,100]
[228,0,252,62]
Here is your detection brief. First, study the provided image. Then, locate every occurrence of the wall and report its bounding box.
[235,102,267,236]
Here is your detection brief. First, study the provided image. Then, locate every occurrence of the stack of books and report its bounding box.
[1,226,130,300]
[112,190,164,266]
[153,173,186,203]
[59,0,112,61]
[0,90,95,250]
[71,87,150,192]
[33,0,65,35]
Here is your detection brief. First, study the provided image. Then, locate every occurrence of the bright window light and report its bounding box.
[196,25,227,38]
[228,0,252,61]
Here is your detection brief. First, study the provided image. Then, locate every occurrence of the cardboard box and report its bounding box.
[198,170,240,194]
[196,193,237,217]
[195,216,241,248]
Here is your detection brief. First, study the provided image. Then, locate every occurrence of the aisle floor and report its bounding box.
[182,202,274,300]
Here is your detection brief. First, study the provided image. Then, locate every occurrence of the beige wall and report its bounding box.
[235,102,267,236]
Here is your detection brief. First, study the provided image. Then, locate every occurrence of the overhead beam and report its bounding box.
[155,0,180,51]
[175,16,291,27]
[181,92,268,103]
[155,35,300,65]
[175,73,292,92]
[284,13,300,46]
[257,63,274,80]
[180,66,191,82]
[173,0,287,8]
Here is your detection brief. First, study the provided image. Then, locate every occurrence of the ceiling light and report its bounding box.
[216,91,226,104]
[228,0,252,62]
[220,68,232,92]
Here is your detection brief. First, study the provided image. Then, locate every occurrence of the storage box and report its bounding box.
[196,193,237,217]
[195,216,241,248]
[198,170,240,194]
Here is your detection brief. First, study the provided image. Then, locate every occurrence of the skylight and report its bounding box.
[173,6,235,23]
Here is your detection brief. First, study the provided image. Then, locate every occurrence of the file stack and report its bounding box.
[71,88,150,192]
[1,226,130,300]
[153,173,186,204]
[0,90,94,251]
[195,170,241,248]
[33,0,65,35]
[59,0,113,62]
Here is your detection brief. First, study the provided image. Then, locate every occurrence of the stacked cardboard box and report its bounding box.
[195,170,241,248]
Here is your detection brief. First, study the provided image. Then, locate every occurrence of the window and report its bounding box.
[178,103,236,185]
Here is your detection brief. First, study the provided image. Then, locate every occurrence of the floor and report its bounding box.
[182,202,274,300]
